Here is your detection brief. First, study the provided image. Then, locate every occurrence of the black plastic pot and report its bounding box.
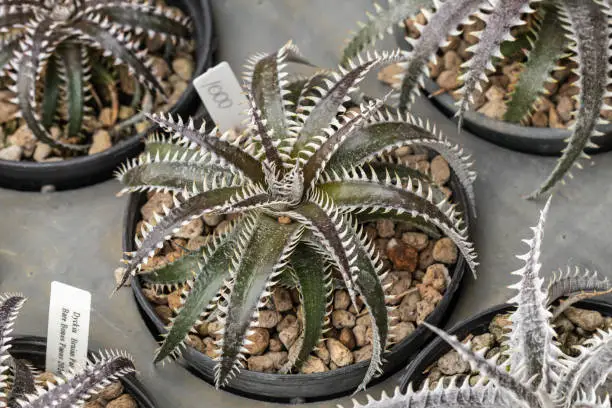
[8,335,157,408]
[122,167,474,403]
[0,0,216,192]
[398,299,612,391]
[393,21,612,156]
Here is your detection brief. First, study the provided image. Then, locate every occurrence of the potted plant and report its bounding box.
[0,0,216,191]
[349,199,612,408]
[343,0,612,200]
[116,41,478,402]
[0,293,157,407]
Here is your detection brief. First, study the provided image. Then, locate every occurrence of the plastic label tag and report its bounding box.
[193,61,249,131]
[46,281,91,373]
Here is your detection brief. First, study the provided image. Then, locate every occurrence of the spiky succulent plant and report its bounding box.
[0,293,136,408]
[0,0,191,151]
[344,0,612,199]
[114,41,478,390]
[351,198,612,408]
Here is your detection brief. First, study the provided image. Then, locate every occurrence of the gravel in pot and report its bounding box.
[123,148,474,403]
[0,0,216,191]
[390,12,612,156]
[8,336,157,408]
[399,300,612,394]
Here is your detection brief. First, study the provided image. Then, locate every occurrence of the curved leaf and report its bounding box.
[342,0,434,64]
[456,0,533,128]
[527,0,610,199]
[95,3,191,40]
[291,50,403,159]
[8,359,36,407]
[318,177,478,275]
[142,251,201,289]
[42,56,61,129]
[281,243,330,372]
[504,7,568,123]
[548,266,612,319]
[16,21,86,151]
[72,19,164,95]
[58,44,85,137]
[147,112,265,184]
[153,227,240,363]
[215,215,299,388]
[117,185,269,289]
[396,0,483,109]
[324,110,477,218]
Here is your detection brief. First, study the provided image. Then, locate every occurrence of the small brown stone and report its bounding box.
[327,338,354,367]
[246,327,270,355]
[432,238,458,264]
[208,321,224,339]
[564,307,604,331]
[443,51,462,72]
[531,110,548,128]
[334,290,351,310]
[273,287,294,312]
[314,343,331,364]
[390,321,415,342]
[339,327,356,350]
[141,193,173,221]
[88,130,112,155]
[437,69,459,90]
[279,320,300,349]
[278,216,292,224]
[419,242,435,269]
[269,336,283,352]
[416,300,437,324]
[186,334,206,353]
[247,352,288,372]
[557,96,574,122]
[277,314,298,332]
[402,232,429,251]
[300,356,329,373]
[36,372,58,384]
[353,324,369,347]
[203,337,218,358]
[399,291,421,322]
[438,350,470,375]
[196,322,209,337]
[142,288,167,305]
[353,344,373,363]
[377,63,404,86]
[331,310,356,329]
[477,99,507,120]
[175,217,204,239]
[376,219,395,238]
[484,85,505,102]
[423,264,449,292]
[107,394,138,408]
[549,107,565,129]
[430,155,450,185]
[172,57,195,81]
[257,309,281,329]
[387,238,418,272]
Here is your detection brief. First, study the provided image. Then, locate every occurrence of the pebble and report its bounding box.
[246,327,270,355]
[353,324,369,347]
[402,232,429,251]
[433,238,458,264]
[430,155,450,185]
[8,124,37,157]
[300,356,329,373]
[477,99,507,120]
[107,394,137,408]
[257,310,281,329]
[390,321,415,342]
[33,143,52,162]
[387,238,418,272]
[339,327,356,350]
[203,213,224,227]
[423,264,449,292]
[377,63,403,86]
[141,193,173,221]
[485,85,505,101]
[175,218,204,239]
[247,352,288,372]
[437,70,459,90]
[98,382,124,400]
[334,290,351,310]
[557,96,574,122]
[353,344,373,363]
[0,145,22,161]
[279,320,300,349]
[88,130,112,155]
[0,99,19,123]
[331,310,356,329]
[172,57,195,81]
[273,287,294,312]
[438,350,470,375]
[376,219,395,238]
[327,338,354,367]
[99,108,116,127]
[443,51,462,72]
[564,307,604,331]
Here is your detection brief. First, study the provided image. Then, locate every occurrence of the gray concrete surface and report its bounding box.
[1,0,612,407]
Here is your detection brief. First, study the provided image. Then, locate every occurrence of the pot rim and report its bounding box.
[121,157,474,402]
[391,14,612,156]
[8,335,158,408]
[398,298,612,391]
[0,0,216,191]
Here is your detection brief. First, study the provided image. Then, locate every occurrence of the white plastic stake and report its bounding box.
[193,61,249,132]
[46,281,91,373]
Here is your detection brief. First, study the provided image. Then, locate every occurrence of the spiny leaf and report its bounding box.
[396,0,483,110]
[456,0,533,129]
[280,243,329,372]
[342,0,434,64]
[42,56,61,130]
[504,7,568,123]
[58,44,85,138]
[215,215,299,388]
[527,0,610,199]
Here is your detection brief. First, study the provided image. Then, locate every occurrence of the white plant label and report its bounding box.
[46,281,91,373]
[193,61,248,131]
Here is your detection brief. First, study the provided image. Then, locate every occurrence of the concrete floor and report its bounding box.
[1,0,612,407]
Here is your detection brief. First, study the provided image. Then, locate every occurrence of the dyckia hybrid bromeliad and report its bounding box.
[353,198,612,408]
[0,294,136,408]
[115,41,478,390]
[0,0,191,151]
[344,0,612,199]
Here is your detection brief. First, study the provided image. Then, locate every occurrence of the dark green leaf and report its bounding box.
[58,44,85,137]
[42,56,61,129]
[8,359,36,407]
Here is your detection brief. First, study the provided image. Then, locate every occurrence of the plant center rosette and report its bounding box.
[0,0,195,162]
[114,41,478,392]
